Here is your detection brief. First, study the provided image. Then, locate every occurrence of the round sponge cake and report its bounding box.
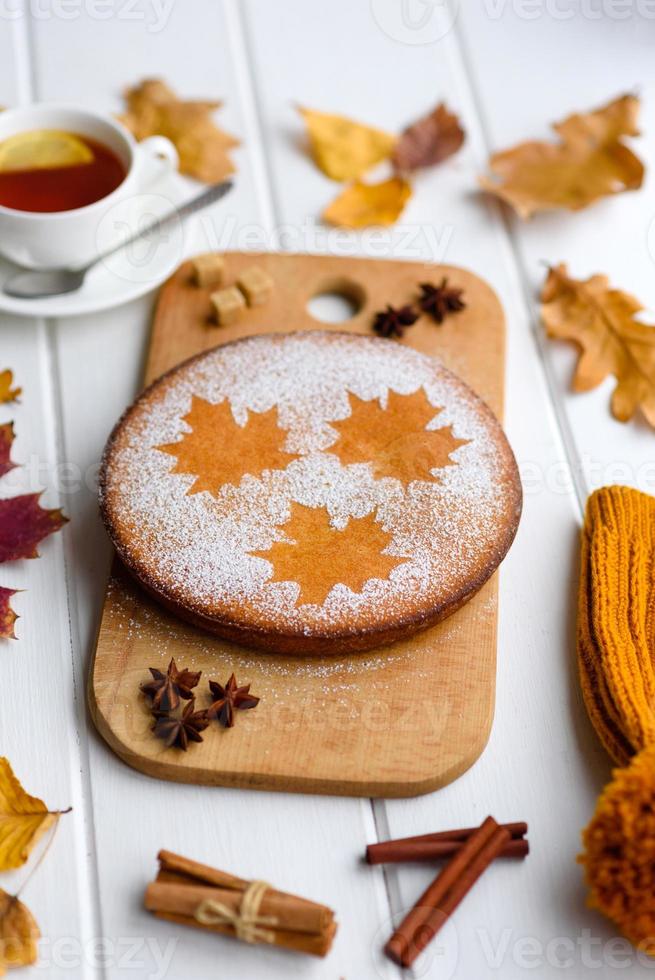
[100,331,522,654]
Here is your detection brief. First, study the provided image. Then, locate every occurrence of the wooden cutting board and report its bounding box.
[89,252,507,797]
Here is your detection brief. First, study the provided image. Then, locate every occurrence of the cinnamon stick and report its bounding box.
[367,820,526,864]
[145,851,337,958]
[385,817,509,968]
[145,880,330,935]
[367,836,528,865]
[154,909,336,957]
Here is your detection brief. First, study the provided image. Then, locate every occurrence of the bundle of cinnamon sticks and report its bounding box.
[144,851,337,957]
[376,817,529,968]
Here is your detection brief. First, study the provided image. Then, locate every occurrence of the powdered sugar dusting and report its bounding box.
[101,332,519,638]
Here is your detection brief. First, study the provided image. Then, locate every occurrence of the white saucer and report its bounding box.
[0,171,193,318]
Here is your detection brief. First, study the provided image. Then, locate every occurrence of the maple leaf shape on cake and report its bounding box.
[541,263,655,427]
[0,494,67,563]
[251,503,406,606]
[157,396,296,495]
[330,389,468,485]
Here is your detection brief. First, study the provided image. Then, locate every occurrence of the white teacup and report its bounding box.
[0,103,178,269]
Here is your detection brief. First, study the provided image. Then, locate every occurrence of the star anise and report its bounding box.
[372,304,419,339]
[140,657,201,711]
[152,698,209,750]
[418,279,466,324]
[207,673,260,728]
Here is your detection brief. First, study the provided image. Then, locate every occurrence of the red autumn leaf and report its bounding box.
[0,370,21,404]
[0,587,18,639]
[0,494,67,562]
[392,102,465,174]
[0,423,16,479]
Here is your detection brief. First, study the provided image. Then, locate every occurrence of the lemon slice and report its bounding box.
[0,130,93,173]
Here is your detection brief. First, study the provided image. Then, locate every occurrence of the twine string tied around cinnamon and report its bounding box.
[194,879,278,944]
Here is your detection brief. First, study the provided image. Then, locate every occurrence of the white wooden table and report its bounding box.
[1,2,654,977]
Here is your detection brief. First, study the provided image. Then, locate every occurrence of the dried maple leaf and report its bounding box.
[0,890,39,974]
[392,102,465,173]
[252,504,406,606]
[121,78,239,183]
[152,699,209,751]
[207,674,260,728]
[298,106,396,181]
[331,389,468,485]
[140,657,201,712]
[0,588,18,640]
[0,371,20,405]
[158,396,295,495]
[541,263,655,427]
[0,424,16,479]
[323,177,411,228]
[0,758,65,871]
[0,494,67,563]
[480,94,644,218]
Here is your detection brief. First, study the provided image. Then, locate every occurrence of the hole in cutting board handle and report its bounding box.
[306,276,366,324]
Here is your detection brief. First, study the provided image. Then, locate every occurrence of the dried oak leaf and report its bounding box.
[323,178,411,228]
[252,503,406,606]
[0,589,17,640]
[0,494,67,563]
[541,263,655,427]
[392,102,465,174]
[207,674,260,729]
[121,78,239,183]
[0,890,39,975]
[480,94,644,218]
[0,758,62,871]
[298,106,396,181]
[140,657,200,712]
[0,372,20,405]
[0,424,16,479]
[153,699,209,751]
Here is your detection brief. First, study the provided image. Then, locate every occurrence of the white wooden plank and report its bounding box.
[0,12,100,979]
[29,2,394,977]
[457,2,655,499]
[243,0,648,976]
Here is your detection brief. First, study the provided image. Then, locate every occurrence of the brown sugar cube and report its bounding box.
[210,286,246,326]
[236,265,274,307]
[192,253,225,289]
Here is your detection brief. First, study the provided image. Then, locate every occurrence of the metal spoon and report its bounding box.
[3,179,233,299]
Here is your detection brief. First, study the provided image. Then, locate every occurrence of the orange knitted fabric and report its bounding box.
[577,486,655,950]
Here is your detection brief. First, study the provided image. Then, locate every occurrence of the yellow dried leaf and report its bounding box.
[323,178,411,228]
[0,372,20,404]
[541,263,655,427]
[0,890,39,975]
[481,94,644,218]
[0,759,57,871]
[298,106,396,181]
[121,78,239,183]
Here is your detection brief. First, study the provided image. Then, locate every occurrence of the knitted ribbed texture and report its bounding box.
[577,486,655,951]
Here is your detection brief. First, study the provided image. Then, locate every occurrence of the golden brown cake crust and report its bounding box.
[100,331,522,654]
